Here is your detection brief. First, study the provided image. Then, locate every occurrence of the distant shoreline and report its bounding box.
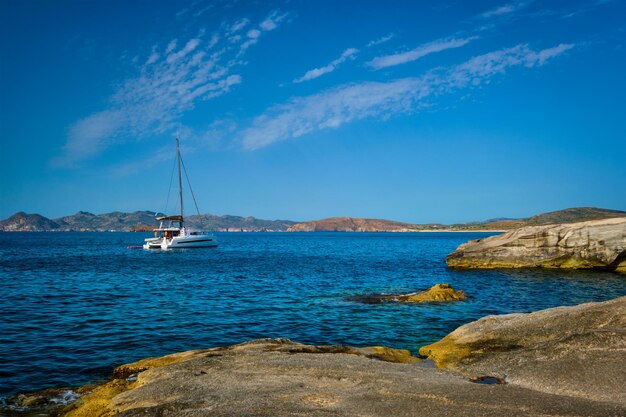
[0,229,505,233]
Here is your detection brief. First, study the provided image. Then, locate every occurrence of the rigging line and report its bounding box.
[163,153,177,215]
[180,155,201,216]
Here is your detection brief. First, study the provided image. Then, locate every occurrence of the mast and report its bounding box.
[176,137,184,227]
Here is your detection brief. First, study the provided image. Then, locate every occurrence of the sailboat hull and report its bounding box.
[164,236,218,248]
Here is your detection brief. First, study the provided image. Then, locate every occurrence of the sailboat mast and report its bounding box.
[176,137,184,226]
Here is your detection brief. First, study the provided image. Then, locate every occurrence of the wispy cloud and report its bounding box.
[367,37,477,70]
[241,43,574,150]
[480,1,532,18]
[259,10,289,31]
[55,11,289,167]
[367,34,395,47]
[293,48,359,83]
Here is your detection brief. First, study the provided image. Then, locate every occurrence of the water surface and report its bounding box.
[1,231,624,398]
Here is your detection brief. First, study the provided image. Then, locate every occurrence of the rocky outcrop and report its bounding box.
[53,336,625,417]
[419,296,626,404]
[385,284,467,303]
[446,217,626,271]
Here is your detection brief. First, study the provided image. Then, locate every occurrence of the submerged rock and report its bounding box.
[390,283,467,303]
[350,284,467,304]
[419,296,626,404]
[446,217,626,271]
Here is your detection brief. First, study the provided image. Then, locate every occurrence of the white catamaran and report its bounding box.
[143,138,217,249]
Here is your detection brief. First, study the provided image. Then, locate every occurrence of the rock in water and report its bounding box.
[446,217,626,271]
[419,296,626,404]
[389,283,467,303]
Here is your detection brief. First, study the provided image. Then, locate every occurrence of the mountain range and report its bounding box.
[0,211,295,232]
[0,207,624,233]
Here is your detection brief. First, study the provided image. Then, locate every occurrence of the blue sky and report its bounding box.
[1,0,624,223]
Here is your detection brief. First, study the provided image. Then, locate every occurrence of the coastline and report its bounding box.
[8,296,625,417]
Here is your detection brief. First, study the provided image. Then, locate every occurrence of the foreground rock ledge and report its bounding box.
[54,297,626,417]
[420,296,626,405]
[446,217,626,271]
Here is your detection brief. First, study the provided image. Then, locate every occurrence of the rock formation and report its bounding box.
[446,217,626,271]
[385,283,467,303]
[419,296,626,404]
[56,334,624,417]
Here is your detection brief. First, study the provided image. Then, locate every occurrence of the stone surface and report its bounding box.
[446,217,626,271]
[57,332,626,416]
[419,296,626,404]
[386,283,467,303]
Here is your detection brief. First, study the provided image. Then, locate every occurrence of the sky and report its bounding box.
[0,0,625,224]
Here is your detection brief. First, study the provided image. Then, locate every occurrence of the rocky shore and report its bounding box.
[8,296,625,417]
[446,217,626,271]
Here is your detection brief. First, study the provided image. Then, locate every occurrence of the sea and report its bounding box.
[1,231,625,399]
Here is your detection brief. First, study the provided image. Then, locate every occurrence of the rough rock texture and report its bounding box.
[385,284,467,303]
[446,217,626,271]
[420,296,626,404]
[58,332,626,417]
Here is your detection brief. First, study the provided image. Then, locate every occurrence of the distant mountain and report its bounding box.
[525,207,626,225]
[1,207,624,233]
[54,211,163,232]
[0,212,61,231]
[453,207,626,231]
[185,214,296,232]
[0,211,296,232]
[287,217,443,232]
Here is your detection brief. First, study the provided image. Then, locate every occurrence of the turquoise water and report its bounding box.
[1,231,625,398]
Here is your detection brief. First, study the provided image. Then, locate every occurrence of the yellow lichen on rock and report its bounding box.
[392,284,466,303]
[418,338,473,369]
[357,346,421,363]
[61,379,132,417]
[60,348,212,417]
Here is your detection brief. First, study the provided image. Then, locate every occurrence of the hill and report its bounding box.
[185,214,295,232]
[287,217,442,232]
[454,207,626,231]
[0,211,296,232]
[53,211,162,232]
[0,212,61,231]
[525,207,626,225]
[1,207,624,233]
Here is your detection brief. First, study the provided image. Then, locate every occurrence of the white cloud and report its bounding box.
[53,110,126,166]
[247,29,261,39]
[165,39,178,54]
[367,37,477,70]
[293,48,359,83]
[242,43,574,150]
[228,18,250,34]
[259,10,289,31]
[480,1,532,18]
[367,34,395,47]
[166,38,200,64]
[146,50,160,65]
[57,13,287,166]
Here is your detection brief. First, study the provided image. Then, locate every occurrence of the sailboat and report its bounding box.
[143,138,217,249]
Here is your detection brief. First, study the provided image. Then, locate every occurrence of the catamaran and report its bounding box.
[143,138,217,249]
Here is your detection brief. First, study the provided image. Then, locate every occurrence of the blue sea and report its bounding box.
[1,231,625,399]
